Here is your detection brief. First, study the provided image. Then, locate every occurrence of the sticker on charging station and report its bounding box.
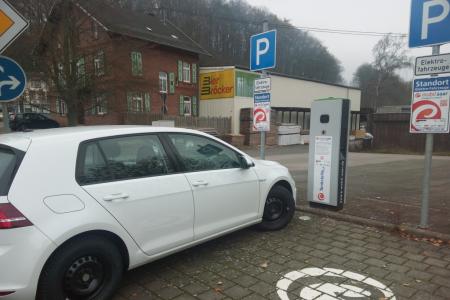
[313,136,332,203]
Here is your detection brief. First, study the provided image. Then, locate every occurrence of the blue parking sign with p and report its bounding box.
[250,30,276,71]
[409,0,450,48]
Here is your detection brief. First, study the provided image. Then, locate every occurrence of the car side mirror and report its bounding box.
[239,155,254,169]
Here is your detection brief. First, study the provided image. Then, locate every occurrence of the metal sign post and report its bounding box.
[409,0,450,228]
[419,45,441,229]
[250,21,276,159]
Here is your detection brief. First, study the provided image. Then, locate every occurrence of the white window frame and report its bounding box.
[56,98,67,115]
[133,93,144,112]
[183,62,191,83]
[94,51,105,76]
[183,96,192,116]
[159,72,168,93]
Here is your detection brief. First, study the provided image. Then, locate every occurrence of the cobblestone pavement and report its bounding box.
[114,212,450,300]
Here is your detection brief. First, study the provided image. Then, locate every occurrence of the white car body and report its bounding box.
[0,126,296,299]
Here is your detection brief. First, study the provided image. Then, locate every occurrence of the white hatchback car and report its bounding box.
[0,126,296,300]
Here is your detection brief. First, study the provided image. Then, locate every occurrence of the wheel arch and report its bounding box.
[40,229,130,275]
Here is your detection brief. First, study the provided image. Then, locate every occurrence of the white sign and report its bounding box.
[253,92,271,132]
[415,53,450,76]
[254,77,271,93]
[410,76,450,133]
[313,136,332,203]
[0,0,29,53]
[276,267,396,300]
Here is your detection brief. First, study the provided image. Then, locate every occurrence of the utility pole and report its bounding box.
[2,103,9,133]
[259,20,269,160]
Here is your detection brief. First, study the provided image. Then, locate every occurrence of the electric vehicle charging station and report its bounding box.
[307,98,350,210]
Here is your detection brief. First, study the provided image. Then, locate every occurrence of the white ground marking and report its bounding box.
[276,267,396,300]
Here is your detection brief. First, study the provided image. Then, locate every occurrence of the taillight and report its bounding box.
[0,203,32,229]
[0,291,15,296]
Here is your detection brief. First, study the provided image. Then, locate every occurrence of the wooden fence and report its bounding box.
[372,113,450,152]
[124,113,232,135]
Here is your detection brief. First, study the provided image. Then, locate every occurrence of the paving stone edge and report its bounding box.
[296,205,450,242]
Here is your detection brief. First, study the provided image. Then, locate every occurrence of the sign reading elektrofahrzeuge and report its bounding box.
[415,53,450,76]
[410,76,450,133]
[0,0,29,53]
[254,77,271,94]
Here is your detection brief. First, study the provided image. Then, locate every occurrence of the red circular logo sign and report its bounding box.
[317,192,325,201]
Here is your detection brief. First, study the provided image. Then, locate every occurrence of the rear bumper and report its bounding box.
[0,226,56,299]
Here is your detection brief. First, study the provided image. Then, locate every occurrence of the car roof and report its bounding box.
[0,126,217,152]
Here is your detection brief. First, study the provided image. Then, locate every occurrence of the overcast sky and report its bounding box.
[245,0,450,84]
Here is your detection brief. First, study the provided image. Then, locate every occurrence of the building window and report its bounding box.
[183,96,191,116]
[94,50,105,76]
[127,92,150,112]
[183,62,190,83]
[56,98,67,115]
[131,51,143,76]
[30,80,42,89]
[92,94,107,115]
[77,57,85,86]
[92,20,98,39]
[159,72,168,93]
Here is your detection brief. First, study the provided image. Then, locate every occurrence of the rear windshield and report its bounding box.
[0,147,24,196]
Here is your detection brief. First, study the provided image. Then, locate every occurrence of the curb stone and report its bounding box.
[296,205,450,243]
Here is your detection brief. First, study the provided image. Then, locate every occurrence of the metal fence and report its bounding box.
[124,113,232,135]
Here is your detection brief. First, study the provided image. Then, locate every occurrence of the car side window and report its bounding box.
[77,135,173,185]
[168,134,241,172]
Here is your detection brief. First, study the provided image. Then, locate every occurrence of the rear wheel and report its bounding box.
[37,236,124,300]
[258,185,295,231]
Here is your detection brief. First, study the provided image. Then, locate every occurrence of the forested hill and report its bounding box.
[123,0,344,84]
[10,0,344,84]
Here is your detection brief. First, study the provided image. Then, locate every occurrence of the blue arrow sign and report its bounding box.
[0,56,26,102]
[409,0,450,48]
[250,30,277,71]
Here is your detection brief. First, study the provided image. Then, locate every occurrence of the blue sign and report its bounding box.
[250,30,277,71]
[413,76,450,92]
[0,56,26,102]
[409,0,450,48]
[254,92,271,103]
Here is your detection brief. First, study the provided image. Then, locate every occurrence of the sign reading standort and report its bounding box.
[415,53,450,76]
[410,76,450,133]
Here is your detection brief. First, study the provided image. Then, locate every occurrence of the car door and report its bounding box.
[78,134,195,256]
[166,133,260,240]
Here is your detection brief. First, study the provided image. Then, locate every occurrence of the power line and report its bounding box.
[160,7,407,38]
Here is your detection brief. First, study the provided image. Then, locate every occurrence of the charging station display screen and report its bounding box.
[313,136,332,203]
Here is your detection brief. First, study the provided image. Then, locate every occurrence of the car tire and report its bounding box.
[37,236,124,300]
[257,185,295,231]
[18,124,27,131]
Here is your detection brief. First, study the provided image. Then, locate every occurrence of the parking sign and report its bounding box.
[409,0,450,48]
[250,30,277,71]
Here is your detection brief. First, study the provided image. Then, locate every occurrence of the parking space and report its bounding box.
[114,212,450,300]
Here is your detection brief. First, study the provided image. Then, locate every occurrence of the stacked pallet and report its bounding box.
[278,124,301,145]
[240,108,278,146]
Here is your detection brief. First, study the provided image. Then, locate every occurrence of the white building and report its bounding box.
[199,66,361,135]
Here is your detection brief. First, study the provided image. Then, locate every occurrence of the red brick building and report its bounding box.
[43,0,209,125]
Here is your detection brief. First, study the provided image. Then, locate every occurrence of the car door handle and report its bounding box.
[103,193,129,202]
[191,180,209,187]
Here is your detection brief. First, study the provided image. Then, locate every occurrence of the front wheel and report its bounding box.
[257,185,295,231]
[37,236,124,300]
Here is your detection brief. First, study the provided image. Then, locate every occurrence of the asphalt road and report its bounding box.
[246,145,450,234]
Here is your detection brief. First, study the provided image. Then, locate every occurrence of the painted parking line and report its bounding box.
[276,267,396,300]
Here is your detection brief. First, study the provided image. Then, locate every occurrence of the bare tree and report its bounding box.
[372,34,411,98]
[37,0,95,125]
